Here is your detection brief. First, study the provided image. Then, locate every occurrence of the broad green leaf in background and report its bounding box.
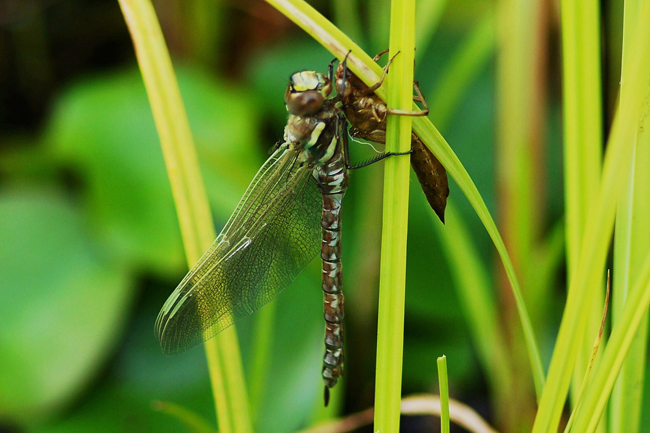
[45,66,260,278]
[32,380,214,433]
[0,187,132,424]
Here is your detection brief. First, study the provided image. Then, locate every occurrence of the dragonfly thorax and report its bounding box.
[284,108,340,166]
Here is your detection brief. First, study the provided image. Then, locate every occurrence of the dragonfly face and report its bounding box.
[285,71,333,116]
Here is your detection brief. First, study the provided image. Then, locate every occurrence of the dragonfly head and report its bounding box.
[285,71,332,116]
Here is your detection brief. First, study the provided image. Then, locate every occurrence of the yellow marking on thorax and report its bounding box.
[306,122,326,148]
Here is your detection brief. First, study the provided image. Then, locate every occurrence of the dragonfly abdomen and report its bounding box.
[321,223,344,389]
[314,144,348,403]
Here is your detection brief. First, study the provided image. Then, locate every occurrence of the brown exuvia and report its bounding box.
[335,51,449,222]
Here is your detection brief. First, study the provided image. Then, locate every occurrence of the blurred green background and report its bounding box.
[0,0,645,432]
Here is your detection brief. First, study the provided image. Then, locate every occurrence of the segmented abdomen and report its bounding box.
[313,147,348,404]
[321,192,344,388]
[410,134,449,222]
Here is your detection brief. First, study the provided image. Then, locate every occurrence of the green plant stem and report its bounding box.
[437,356,450,433]
[610,0,650,429]
[117,1,251,432]
[373,0,415,430]
[560,0,602,282]
[248,301,276,419]
[560,0,604,409]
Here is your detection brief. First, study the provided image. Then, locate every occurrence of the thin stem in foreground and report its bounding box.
[373,0,416,430]
[117,1,252,432]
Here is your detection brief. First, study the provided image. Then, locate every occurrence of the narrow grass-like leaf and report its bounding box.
[610,114,650,433]
[248,302,276,421]
[532,3,650,430]
[569,252,650,432]
[117,1,251,432]
[265,0,387,85]
[560,0,602,278]
[560,0,604,408]
[373,0,416,430]
[563,273,610,433]
[610,0,650,429]
[437,356,450,433]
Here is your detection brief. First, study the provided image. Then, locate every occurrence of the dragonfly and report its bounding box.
[155,64,408,405]
[335,50,449,222]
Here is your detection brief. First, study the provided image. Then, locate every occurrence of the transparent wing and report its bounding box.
[155,146,322,354]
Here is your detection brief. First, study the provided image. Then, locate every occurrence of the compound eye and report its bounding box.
[285,90,325,116]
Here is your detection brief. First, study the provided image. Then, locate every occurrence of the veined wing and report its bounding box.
[155,145,322,355]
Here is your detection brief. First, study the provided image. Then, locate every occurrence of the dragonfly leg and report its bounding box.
[362,51,430,117]
[371,105,384,123]
[346,149,413,170]
[361,50,399,95]
[385,80,430,117]
[330,50,351,84]
[335,50,354,102]
[372,48,391,63]
[336,49,394,98]
[342,116,410,170]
